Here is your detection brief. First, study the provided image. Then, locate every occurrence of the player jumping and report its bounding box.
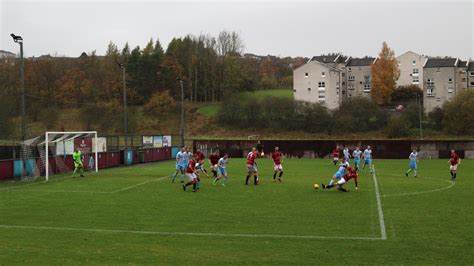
[213,154,229,187]
[352,146,362,172]
[449,149,461,181]
[406,148,418,177]
[245,148,259,185]
[271,146,284,182]
[72,148,84,177]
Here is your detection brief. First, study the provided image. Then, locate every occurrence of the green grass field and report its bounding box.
[0,158,472,265]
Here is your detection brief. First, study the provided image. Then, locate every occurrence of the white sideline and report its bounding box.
[372,167,387,240]
[0,224,382,241]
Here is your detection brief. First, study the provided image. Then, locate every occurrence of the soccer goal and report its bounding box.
[20,131,99,182]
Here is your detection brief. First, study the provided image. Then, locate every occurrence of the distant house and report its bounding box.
[343,57,377,100]
[396,51,427,87]
[468,62,474,90]
[293,56,343,110]
[0,50,15,59]
[423,58,466,113]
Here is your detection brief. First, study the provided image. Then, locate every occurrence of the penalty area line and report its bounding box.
[110,176,168,193]
[0,224,382,241]
[372,166,387,240]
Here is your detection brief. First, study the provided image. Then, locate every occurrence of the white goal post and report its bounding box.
[45,131,99,181]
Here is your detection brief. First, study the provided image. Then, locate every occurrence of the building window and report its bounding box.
[413,68,419,75]
[348,94,352,99]
[321,72,325,77]
[348,75,355,81]
[462,78,466,82]
[305,73,309,77]
[470,82,474,86]
[363,84,371,92]
[318,82,325,88]
[307,87,311,91]
[436,97,441,102]
[412,60,416,65]
[412,77,419,84]
[448,78,453,83]
[448,87,454,93]
[293,89,296,92]
[342,73,346,77]
[364,75,370,82]
[342,82,346,85]
[436,68,440,72]
[348,67,352,71]
[426,79,434,86]
[470,72,474,77]
[427,87,435,97]
[318,90,325,100]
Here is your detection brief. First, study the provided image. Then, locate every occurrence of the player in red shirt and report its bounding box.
[245,148,259,185]
[194,149,209,177]
[322,166,358,192]
[332,145,340,165]
[183,158,198,192]
[208,151,220,178]
[448,149,461,181]
[271,147,284,182]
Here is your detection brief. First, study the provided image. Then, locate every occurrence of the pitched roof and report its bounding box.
[346,57,376,66]
[424,58,458,68]
[310,55,339,63]
[458,60,468,68]
[468,62,474,71]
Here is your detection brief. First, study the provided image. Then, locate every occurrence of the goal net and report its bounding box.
[19,131,99,182]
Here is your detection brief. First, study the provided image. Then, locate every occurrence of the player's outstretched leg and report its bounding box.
[278,171,283,182]
[273,171,277,181]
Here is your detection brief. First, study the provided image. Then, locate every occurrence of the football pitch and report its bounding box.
[0,158,472,265]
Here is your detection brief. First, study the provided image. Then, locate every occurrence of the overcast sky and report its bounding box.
[1,0,473,59]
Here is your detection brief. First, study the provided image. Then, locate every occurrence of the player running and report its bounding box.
[208,151,220,178]
[72,148,84,177]
[271,147,284,182]
[213,154,229,187]
[245,148,259,185]
[322,166,358,192]
[322,158,349,190]
[343,146,351,162]
[332,145,340,165]
[194,149,209,177]
[172,147,186,183]
[449,150,461,181]
[352,146,362,172]
[361,145,373,173]
[406,148,418,177]
[183,157,198,192]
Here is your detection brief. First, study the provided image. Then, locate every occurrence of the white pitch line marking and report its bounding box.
[372,167,387,240]
[0,224,382,241]
[110,176,167,193]
[381,178,455,197]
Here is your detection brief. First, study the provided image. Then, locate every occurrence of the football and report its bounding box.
[313,184,320,189]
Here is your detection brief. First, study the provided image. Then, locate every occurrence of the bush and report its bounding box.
[443,90,474,135]
[401,103,423,128]
[333,97,388,132]
[144,90,176,116]
[427,107,445,131]
[391,85,423,103]
[386,115,410,138]
[293,101,331,133]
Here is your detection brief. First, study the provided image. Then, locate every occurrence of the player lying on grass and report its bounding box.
[245,148,259,185]
[352,146,362,172]
[449,149,461,181]
[322,166,358,192]
[406,148,418,177]
[72,148,85,177]
[213,154,229,187]
[271,147,284,182]
[208,151,220,178]
[322,158,349,190]
[194,149,209,177]
[183,157,199,192]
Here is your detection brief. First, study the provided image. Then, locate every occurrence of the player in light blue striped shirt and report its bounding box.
[406,149,418,177]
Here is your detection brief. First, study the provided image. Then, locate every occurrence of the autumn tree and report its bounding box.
[371,42,400,105]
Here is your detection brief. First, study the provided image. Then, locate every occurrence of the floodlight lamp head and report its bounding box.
[10,33,23,43]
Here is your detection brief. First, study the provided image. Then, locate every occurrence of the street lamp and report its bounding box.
[11,33,26,177]
[412,93,423,140]
[116,61,128,148]
[177,78,185,146]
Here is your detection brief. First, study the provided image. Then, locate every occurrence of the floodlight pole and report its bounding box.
[118,63,128,149]
[178,79,185,147]
[11,33,26,177]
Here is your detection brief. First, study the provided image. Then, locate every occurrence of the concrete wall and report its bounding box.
[293,61,341,110]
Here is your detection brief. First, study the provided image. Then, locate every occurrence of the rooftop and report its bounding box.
[346,57,376,66]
